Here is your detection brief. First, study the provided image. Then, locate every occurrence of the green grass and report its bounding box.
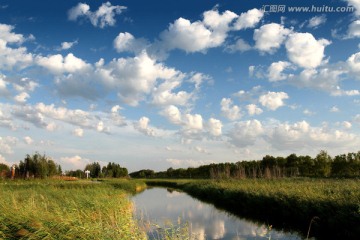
[0,179,146,240]
[146,178,360,239]
[2,178,358,239]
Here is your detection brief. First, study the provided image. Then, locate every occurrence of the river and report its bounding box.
[132,187,303,240]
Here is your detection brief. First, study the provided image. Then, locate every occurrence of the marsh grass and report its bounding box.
[137,216,194,240]
[0,179,146,240]
[154,223,194,240]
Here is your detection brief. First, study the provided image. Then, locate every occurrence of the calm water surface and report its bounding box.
[132,187,303,240]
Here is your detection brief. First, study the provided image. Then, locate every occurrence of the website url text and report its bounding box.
[262,5,355,13]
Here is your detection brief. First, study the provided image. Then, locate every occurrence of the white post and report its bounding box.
[85,170,90,179]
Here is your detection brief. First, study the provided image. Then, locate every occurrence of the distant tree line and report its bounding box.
[18,153,62,179]
[130,150,360,179]
[66,162,128,178]
[0,153,128,179]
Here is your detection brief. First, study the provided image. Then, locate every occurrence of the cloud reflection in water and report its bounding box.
[133,188,301,240]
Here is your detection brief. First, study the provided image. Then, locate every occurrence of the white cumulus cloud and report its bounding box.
[259,92,289,110]
[14,92,30,103]
[346,0,360,16]
[73,128,84,137]
[285,32,331,68]
[23,136,33,145]
[0,24,25,43]
[267,61,293,82]
[254,23,291,54]
[347,51,360,75]
[183,113,203,130]
[160,9,238,53]
[113,32,148,54]
[68,2,126,28]
[228,120,263,147]
[160,18,221,53]
[267,121,357,150]
[57,40,78,51]
[151,77,192,106]
[0,24,33,70]
[246,104,263,116]
[134,117,156,137]
[103,52,180,105]
[207,118,222,136]
[233,8,264,30]
[161,105,182,125]
[36,53,90,74]
[220,98,241,121]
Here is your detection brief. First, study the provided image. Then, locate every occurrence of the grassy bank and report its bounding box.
[0,179,146,240]
[145,178,360,240]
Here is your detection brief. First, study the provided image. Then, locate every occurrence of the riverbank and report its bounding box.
[145,178,360,240]
[2,178,358,239]
[0,179,146,239]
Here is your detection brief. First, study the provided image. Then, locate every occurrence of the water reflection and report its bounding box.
[132,187,302,240]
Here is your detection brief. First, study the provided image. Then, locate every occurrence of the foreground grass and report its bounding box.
[0,179,146,240]
[146,178,360,239]
[2,178,358,239]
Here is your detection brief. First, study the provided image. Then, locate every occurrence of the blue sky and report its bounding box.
[0,0,359,172]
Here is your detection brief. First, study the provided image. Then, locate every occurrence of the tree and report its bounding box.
[332,152,360,177]
[298,155,314,176]
[85,162,101,178]
[57,165,62,175]
[129,169,155,178]
[314,150,332,177]
[0,163,9,172]
[262,155,276,168]
[332,154,347,177]
[47,159,58,176]
[102,162,128,178]
[66,169,84,178]
[0,163,9,179]
[18,153,61,179]
[166,167,174,178]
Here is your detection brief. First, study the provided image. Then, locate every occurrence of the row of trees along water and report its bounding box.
[0,153,128,179]
[18,153,62,178]
[130,150,360,179]
[66,162,128,178]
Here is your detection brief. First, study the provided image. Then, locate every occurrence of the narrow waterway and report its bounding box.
[132,187,303,240]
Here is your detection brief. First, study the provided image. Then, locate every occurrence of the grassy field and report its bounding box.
[1,178,359,239]
[0,179,146,240]
[145,178,360,240]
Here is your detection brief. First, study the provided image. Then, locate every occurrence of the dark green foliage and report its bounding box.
[82,162,128,178]
[66,169,84,178]
[130,150,360,179]
[84,162,101,178]
[0,163,9,179]
[332,152,360,177]
[102,162,128,178]
[0,163,9,172]
[129,169,155,178]
[314,150,332,177]
[18,153,62,179]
